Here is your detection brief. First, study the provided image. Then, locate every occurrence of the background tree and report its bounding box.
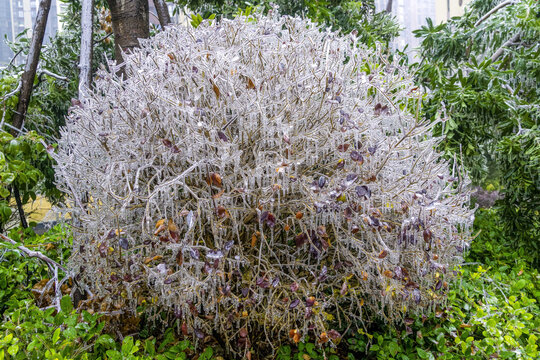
[414,0,540,264]
[173,0,401,49]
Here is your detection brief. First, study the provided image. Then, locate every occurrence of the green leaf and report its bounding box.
[417,348,430,359]
[60,295,73,313]
[121,336,134,355]
[52,327,61,343]
[96,334,116,349]
[389,341,400,356]
[7,344,18,356]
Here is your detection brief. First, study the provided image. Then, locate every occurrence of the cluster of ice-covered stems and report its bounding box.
[54,10,474,353]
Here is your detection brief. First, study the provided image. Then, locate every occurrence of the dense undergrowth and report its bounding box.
[0,209,537,359]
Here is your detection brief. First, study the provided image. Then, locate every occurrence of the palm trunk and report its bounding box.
[106,0,149,66]
[10,0,52,135]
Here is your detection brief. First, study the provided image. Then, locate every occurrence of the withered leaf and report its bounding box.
[217,130,228,142]
[206,172,222,188]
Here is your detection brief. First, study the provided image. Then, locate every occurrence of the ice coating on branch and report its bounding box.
[54,11,474,350]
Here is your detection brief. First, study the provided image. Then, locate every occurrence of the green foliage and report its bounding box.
[276,209,539,359]
[0,131,59,227]
[0,225,70,315]
[172,0,400,48]
[413,0,540,265]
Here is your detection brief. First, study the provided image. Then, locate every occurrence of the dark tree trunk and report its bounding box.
[106,0,149,65]
[153,0,171,27]
[385,0,393,13]
[10,0,52,135]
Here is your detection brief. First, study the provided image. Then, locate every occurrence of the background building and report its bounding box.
[375,0,472,58]
[0,0,61,65]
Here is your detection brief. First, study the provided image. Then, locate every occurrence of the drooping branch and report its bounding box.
[491,33,521,63]
[41,69,69,81]
[474,0,515,27]
[10,0,52,135]
[0,233,66,272]
[79,0,95,97]
[153,0,171,27]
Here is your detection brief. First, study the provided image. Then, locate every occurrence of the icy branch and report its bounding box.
[474,0,515,27]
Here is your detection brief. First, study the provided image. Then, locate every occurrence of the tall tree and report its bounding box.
[79,0,94,96]
[10,0,52,134]
[105,0,149,65]
[414,0,540,264]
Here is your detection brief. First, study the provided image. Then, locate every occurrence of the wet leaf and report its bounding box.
[211,80,220,99]
[423,229,432,242]
[162,139,173,148]
[224,240,234,251]
[378,249,388,259]
[176,252,183,266]
[206,172,222,188]
[217,130,228,142]
[216,206,228,218]
[318,176,327,188]
[350,151,362,161]
[289,299,300,309]
[118,237,129,250]
[98,242,108,258]
[355,185,371,199]
[327,330,341,340]
[338,143,350,152]
[340,281,348,296]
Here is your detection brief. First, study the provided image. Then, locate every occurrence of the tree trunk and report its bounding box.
[10,0,52,135]
[385,0,393,13]
[106,0,149,66]
[79,0,94,97]
[153,0,171,27]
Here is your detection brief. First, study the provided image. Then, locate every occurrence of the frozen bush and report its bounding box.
[54,11,474,353]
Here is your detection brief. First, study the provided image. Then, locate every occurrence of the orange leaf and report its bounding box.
[378,250,388,259]
[251,233,258,248]
[383,270,393,278]
[212,189,225,199]
[154,223,166,236]
[206,172,222,188]
[155,219,165,229]
[211,80,220,99]
[295,211,303,220]
[247,77,255,89]
[284,224,290,231]
[168,219,178,233]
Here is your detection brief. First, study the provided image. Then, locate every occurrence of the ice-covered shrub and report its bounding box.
[54,11,474,352]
